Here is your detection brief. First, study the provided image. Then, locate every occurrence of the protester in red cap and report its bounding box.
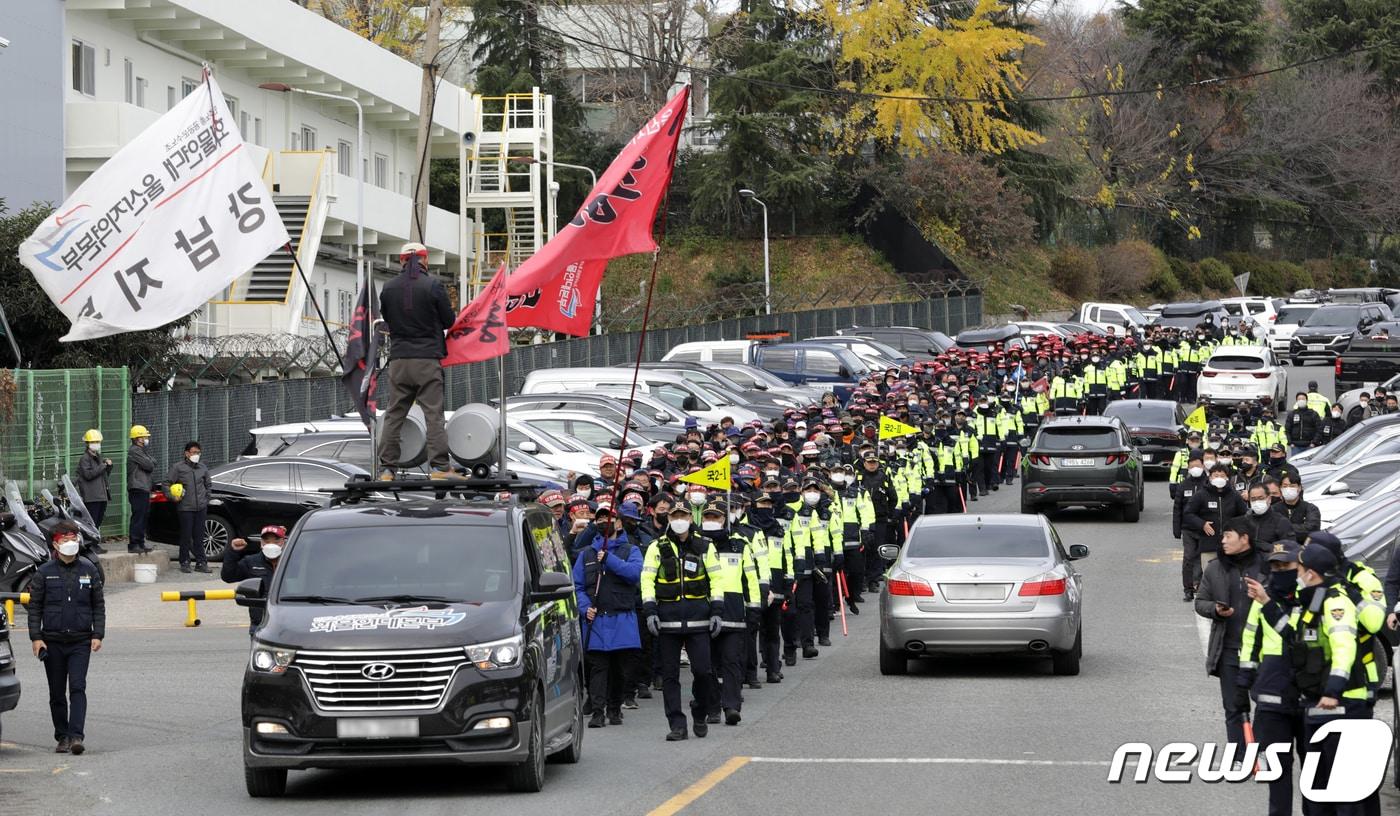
[223,525,288,630]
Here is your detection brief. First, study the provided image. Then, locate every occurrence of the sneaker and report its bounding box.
[847,602,860,615]
[666,728,688,741]
[705,712,720,725]
[588,712,606,729]
[621,697,639,710]
[195,565,211,574]
[55,737,71,754]
[693,720,708,738]
[636,686,653,700]
[850,595,867,604]
[180,565,191,574]
[724,709,741,726]
[818,637,832,647]
[745,680,763,690]
[766,672,783,684]
[1183,588,1195,602]
[69,739,85,756]
[783,649,797,667]
[803,646,820,659]
[608,712,624,726]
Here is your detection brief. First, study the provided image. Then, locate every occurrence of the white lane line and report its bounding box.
[1195,615,1212,657]
[746,757,1110,767]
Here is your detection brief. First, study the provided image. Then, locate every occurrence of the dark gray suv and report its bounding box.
[1020,416,1143,522]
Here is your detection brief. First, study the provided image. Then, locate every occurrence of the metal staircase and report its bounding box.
[238,196,310,302]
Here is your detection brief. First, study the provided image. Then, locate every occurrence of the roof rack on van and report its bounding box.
[745,331,789,342]
[325,475,541,506]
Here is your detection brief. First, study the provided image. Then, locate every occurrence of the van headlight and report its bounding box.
[250,643,296,674]
[466,634,522,670]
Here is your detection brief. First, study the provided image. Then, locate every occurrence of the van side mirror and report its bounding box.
[1067,544,1090,560]
[235,578,266,609]
[532,571,573,603]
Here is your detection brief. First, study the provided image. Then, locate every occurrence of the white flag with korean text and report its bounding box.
[18,74,288,342]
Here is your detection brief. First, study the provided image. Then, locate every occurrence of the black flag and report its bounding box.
[339,284,381,427]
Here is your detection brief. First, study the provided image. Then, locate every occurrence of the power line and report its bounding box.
[550,26,1395,105]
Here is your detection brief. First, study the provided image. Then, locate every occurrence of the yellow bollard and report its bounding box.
[159,589,234,627]
[186,597,201,628]
[4,599,11,628]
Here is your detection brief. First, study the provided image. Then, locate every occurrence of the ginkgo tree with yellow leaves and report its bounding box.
[819,0,1043,155]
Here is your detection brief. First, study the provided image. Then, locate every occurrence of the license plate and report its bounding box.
[1141,453,1153,462]
[336,717,420,739]
[1060,458,1095,467]
[940,583,1010,601]
[1307,344,1324,351]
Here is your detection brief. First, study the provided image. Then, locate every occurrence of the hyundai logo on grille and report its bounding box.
[361,662,396,681]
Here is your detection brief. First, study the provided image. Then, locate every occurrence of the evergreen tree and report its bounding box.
[1120,0,1265,81]
[1283,0,1400,90]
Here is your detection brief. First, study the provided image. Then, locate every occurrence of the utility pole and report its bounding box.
[410,0,444,244]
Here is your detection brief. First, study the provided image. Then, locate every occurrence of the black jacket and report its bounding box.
[1247,506,1294,547]
[28,556,105,643]
[1172,473,1206,539]
[379,265,455,360]
[1183,484,1248,554]
[860,467,897,518]
[1194,550,1267,675]
[1284,407,1319,446]
[1275,499,1321,544]
[223,546,276,627]
[1313,416,1347,446]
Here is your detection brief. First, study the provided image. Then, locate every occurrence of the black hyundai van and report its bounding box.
[235,481,584,797]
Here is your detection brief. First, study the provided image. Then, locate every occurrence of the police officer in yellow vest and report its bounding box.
[995,395,1024,485]
[927,421,966,514]
[952,410,980,502]
[781,478,837,662]
[642,505,726,741]
[1049,369,1081,415]
[1304,381,1331,419]
[747,488,789,685]
[1083,353,1110,415]
[833,463,874,611]
[697,501,760,727]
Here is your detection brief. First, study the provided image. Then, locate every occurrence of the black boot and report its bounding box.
[783,647,797,666]
[666,727,688,741]
[818,637,832,647]
[803,646,820,659]
[608,711,624,726]
[588,711,606,728]
[847,602,860,615]
[766,671,783,684]
[724,709,741,726]
[693,719,708,738]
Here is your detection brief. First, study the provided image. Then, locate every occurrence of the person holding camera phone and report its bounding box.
[27,521,105,755]
[1194,517,1266,750]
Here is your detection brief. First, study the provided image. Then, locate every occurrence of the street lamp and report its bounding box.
[258,83,365,311]
[508,155,598,190]
[738,189,770,316]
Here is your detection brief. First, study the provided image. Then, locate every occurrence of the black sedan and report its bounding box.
[1102,399,1188,474]
[147,457,368,561]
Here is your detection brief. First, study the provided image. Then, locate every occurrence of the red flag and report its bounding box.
[442,264,510,366]
[444,86,690,354]
[339,284,382,427]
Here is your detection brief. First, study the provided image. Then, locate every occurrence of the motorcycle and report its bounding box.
[38,479,105,581]
[1,481,49,594]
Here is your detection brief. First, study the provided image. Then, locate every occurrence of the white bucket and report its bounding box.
[133,563,158,584]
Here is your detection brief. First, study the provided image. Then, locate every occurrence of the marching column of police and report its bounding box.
[539,316,1396,813]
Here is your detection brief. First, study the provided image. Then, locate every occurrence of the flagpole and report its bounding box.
[367,257,377,460]
[497,340,509,479]
[287,243,340,357]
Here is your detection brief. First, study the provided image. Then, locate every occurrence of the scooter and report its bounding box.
[1,481,49,594]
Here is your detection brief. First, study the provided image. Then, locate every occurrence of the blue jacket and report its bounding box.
[28,556,106,643]
[573,531,643,652]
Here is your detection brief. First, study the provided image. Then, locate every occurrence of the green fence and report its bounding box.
[0,367,131,538]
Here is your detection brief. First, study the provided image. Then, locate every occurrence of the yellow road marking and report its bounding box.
[646,755,751,816]
[0,769,38,774]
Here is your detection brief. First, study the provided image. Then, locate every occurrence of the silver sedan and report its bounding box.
[877,514,1088,676]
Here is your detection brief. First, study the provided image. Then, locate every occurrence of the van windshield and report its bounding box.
[276,525,516,604]
[1304,306,1361,327]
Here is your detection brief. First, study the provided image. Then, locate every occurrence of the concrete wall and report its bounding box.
[0,0,65,209]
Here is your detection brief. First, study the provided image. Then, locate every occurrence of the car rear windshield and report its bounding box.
[1208,355,1265,370]
[276,525,516,604]
[1104,402,1176,426]
[1304,305,1361,326]
[906,525,1049,558]
[1161,303,1212,317]
[1037,427,1120,451]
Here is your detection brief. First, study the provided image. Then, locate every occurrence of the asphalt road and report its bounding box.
[2,364,1394,815]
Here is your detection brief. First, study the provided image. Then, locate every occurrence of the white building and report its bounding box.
[0,0,475,344]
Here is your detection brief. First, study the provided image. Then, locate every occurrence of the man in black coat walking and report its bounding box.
[1283,392,1319,456]
[1194,517,1266,748]
[1184,464,1248,596]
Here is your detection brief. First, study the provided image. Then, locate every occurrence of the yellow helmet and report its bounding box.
[129,425,151,440]
[169,483,185,501]
[82,429,103,443]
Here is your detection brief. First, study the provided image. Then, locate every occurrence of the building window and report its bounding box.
[338,290,352,324]
[240,111,251,141]
[124,59,133,103]
[254,117,264,146]
[374,154,387,188]
[136,77,148,108]
[300,125,318,152]
[224,95,238,121]
[337,140,352,176]
[181,77,199,98]
[72,41,96,95]
[167,85,177,110]
[398,171,408,195]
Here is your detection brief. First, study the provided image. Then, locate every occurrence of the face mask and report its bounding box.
[764,469,779,479]
[1360,400,1369,408]
[1188,466,1204,478]
[1264,569,1297,597]
[729,453,740,465]
[803,491,821,506]
[669,519,691,535]
[262,543,283,560]
[1203,459,1216,469]
[653,514,669,528]
[139,438,149,447]
[1295,400,1306,409]
[575,487,592,499]
[689,492,707,506]
[673,484,686,496]
[729,512,742,524]
[1281,487,1300,502]
[56,540,81,558]
[1250,499,1270,515]
[88,443,101,454]
[701,520,723,532]
[1210,477,1228,489]
[1242,461,1256,471]
[1331,411,1341,419]
[188,453,200,464]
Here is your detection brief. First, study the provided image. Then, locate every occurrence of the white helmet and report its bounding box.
[399,242,428,259]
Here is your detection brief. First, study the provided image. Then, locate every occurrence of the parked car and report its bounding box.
[876,513,1087,676]
[1072,302,1149,334]
[519,367,766,425]
[1335,372,1400,426]
[501,392,685,429]
[265,429,570,487]
[1151,300,1232,332]
[1289,301,1394,365]
[628,362,806,410]
[1101,399,1188,473]
[1013,321,1071,339]
[1294,423,1400,484]
[508,410,667,474]
[749,342,870,402]
[1334,321,1400,393]
[1311,467,1400,526]
[1055,321,1112,337]
[954,325,1027,354]
[1267,302,1321,355]
[1328,286,1400,312]
[148,457,371,560]
[702,361,827,403]
[836,326,954,360]
[1020,415,1143,521]
[1219,297,1278,332]
[1290,411,1400,464]
[240,417,364,459]
[236,481,583,796]
[661,339,765,364]
[803,335,913,369]
[1196,346,1288,410]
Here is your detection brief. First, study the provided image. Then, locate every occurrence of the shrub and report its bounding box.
[1094,239,1167,300]
[1198,257,1234,292]
[1169,256,1202,292]
[1147,263,1181,299]
[1275,261,1312,292]
[1048,245,1100,300]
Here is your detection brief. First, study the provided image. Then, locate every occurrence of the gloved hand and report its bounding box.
[746,608,760,628]
[646,615,660,636]
[709,615,723,637]
[1232,684,1251,711]
[833,553,845,570]
[767,591,783,607]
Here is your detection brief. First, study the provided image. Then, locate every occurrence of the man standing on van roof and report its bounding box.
[377,243,456,479]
